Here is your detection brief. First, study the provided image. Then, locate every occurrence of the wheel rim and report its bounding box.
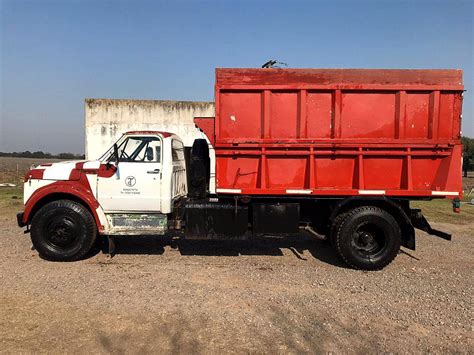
[44,215,81,252]
[351,222,386,258]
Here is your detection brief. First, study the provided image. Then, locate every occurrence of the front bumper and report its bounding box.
[17,212,26,227]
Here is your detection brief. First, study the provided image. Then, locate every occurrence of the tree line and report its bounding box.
[0,151,85,159]
[461,136,474,156]
[462,136,473,175]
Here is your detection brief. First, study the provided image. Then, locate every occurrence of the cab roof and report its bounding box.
[125,130,172,138]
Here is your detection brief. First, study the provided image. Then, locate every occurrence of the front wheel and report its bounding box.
[30,200,97,261]
[334,206,401,270]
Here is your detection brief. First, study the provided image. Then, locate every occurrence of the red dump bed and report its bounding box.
[195,68,464,198]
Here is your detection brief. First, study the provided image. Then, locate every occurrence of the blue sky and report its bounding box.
[1,0,472,153]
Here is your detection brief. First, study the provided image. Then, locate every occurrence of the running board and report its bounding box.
[410,209,452,241]
[105,213,167,235]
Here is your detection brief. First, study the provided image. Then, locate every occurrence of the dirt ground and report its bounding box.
[1,186,473,353]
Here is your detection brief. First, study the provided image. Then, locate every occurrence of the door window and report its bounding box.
[113,136,161,163]
[172,139,185,162]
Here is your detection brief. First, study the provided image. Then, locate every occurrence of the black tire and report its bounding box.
[30,200,97,261]
[328,212,347,246]
[189,139,210,198]
[191,139,209,160]
[335,206,401,270]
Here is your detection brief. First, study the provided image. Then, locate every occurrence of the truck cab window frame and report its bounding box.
[105,136,162,163]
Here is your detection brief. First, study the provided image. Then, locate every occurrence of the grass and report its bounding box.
[0,186,24,215]
[414,174,474,225]
[0,157,67,216]
[411,198,474,225]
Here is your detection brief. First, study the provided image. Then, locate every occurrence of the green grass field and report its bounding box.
[411,198,474,225]
[0,186,23,215]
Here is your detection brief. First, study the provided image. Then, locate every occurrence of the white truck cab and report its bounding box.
[19,131,189,259]
[97,131,187,214]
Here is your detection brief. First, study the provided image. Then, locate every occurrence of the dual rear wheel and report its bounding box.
[329,206,402,270]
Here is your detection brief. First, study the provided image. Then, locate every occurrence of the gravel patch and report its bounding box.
[0,213,472,353]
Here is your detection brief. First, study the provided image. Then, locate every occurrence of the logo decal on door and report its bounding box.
[125,176,136,187]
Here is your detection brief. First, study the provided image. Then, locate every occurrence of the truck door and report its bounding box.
[97,135,163,212]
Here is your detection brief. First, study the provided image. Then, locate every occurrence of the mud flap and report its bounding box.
[410,209,452,241]
[107,235,115,258]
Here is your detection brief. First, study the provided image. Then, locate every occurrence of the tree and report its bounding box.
[461,136,473,176]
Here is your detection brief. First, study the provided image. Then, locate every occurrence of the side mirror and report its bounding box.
[113,143,119,165]
[146,147,154,161]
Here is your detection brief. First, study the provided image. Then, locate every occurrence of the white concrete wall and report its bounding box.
[85,98,217,194]
[85,98,215,159]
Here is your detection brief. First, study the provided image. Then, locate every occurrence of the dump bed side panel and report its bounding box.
[206,69,463,198]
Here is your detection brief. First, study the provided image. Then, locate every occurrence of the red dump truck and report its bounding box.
[18,68,464,270]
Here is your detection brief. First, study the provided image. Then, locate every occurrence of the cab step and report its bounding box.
[105,213,167,235]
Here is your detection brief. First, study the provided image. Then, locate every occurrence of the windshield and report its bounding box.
[102,136,162,163]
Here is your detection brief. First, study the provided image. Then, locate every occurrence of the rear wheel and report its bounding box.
[328,212,347,246]
[335,206,401,270]
[30,200,97,261]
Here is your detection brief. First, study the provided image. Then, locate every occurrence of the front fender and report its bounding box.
[22,180,108,232]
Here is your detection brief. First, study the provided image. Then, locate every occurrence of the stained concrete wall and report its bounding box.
[85,98,215,159]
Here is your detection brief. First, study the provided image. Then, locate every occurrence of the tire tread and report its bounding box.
[335,206,401,271]
[30,199,97,261]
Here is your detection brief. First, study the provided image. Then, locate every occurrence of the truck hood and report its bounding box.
[25,160,102,181]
